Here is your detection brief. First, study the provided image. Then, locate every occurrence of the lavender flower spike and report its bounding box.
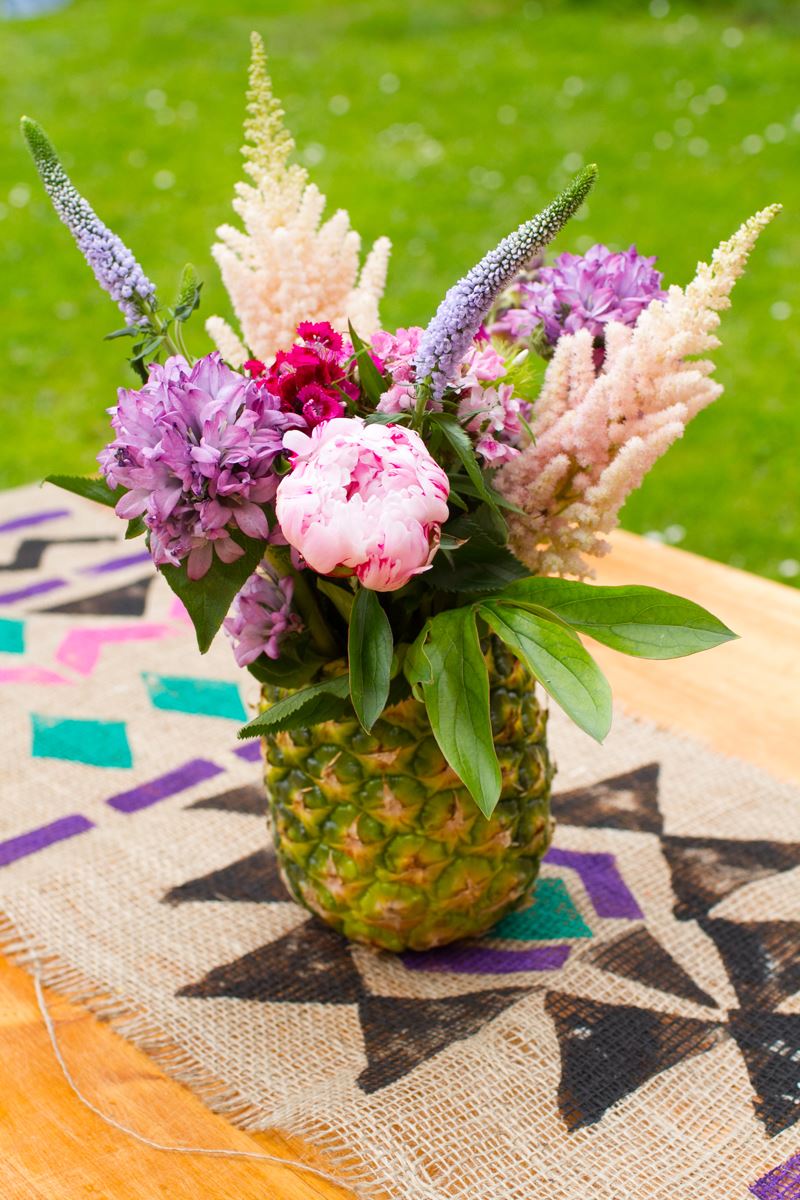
[21,117,155,324]
[415,164,598,398]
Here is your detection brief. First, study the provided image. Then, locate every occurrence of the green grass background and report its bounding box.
[1,0,797,583]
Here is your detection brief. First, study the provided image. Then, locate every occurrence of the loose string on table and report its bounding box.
[31,960,355,1196]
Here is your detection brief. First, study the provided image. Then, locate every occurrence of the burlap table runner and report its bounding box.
[1,483,798,1200]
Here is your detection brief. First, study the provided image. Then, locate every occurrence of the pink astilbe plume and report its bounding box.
[207,33,390,366]
[496,206,781,576]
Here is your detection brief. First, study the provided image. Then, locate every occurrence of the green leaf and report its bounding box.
[348,321,390,405]
[245,641,327,689]
[430,413,501,513]
[317,578,355,623]
[348,587,393,732]
[404,621,434,700]
[409,607,501,817]
[238,673,351,738]
[160,532,266,654]
[45,474,120,508]
[364,411,409,426]
[174,263,202,322]
[479,600,612,742]
[425,514,528,594]
[497,579,737,659]
[104,326,140,341]
[125,515,146,540]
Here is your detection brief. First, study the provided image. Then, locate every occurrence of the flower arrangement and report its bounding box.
[22,34,780,948]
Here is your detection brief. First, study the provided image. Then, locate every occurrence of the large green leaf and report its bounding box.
[498,579,737,659]
[45,474,120,508]
[238,673,351,738]
[348,587,393,731]
[480,600,612,742]
[407,607,501,817]
[161,533,266,654]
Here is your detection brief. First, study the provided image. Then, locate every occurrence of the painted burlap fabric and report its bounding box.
[1,484,799,1200]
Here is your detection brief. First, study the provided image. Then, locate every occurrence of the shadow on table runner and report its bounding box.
[1,485,799,1200]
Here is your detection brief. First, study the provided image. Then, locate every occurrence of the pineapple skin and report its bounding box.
[261,640,555,952]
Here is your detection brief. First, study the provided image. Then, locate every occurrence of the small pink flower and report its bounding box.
[276,417,449,592]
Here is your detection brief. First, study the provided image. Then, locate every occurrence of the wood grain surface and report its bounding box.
[3,533,799,1199]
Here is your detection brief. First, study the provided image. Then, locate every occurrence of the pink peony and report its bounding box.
[276,417,449,592]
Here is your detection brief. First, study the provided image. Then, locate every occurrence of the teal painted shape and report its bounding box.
[142,673,247,721]
[31,714,133,769]
[0,618,25,654]
[492,877,593,940]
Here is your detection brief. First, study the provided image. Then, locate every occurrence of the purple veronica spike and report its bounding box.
[415,165,598,398]
[21,117,155,324]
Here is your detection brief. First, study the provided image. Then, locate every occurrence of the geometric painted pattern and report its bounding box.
[0,617,25,654]
[492,878,593,940]
[30,713,133,769]
[142,672,247,721]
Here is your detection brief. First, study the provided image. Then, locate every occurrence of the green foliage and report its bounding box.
[479,599,612,742]
[348,586,393,731]
[498,579,738,658]
[245,637,327,688]
[404,607,501,817]
[45,473,119,507]
[425,511,529,593]
[238,672,351,737]
[160,532,266,653]
[348,320,390,406]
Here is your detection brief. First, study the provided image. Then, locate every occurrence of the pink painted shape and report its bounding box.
[0,666,71,685]
[55,624,174,676]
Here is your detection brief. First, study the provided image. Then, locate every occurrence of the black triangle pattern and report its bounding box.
[0,535,115,572]
[588,927,718,1009]
[357,988,532,1094]
[553,763,662,834]
[178,921,365,1006]
[545,991,725,1130]
[187,784,267,817]
[661,835,800,921]
[43,575,152,617]
[700,918,800,1011]
[728,1010,800,1137]
[164,849,290,906]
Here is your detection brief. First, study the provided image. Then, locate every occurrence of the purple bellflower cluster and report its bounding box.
[98,353,301,579]
[21,117,155,324]
[223,563,302,667]
[414,164,598,399]
[495,244,667,345]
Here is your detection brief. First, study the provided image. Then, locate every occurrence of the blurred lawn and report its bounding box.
[1,0,797,583]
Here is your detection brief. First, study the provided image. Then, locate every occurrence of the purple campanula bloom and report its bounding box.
[415,165,597,398]
[224,563,302,667]
[22,117,155,324]
[98,353,302,579]
[495,244,667,346]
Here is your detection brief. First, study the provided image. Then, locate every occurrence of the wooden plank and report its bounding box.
[593,531,800,785]
[2,533,799,1197]
[0,956,354,1199]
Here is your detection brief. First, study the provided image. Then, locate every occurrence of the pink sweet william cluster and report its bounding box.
[276,417,450,591]
[245,321,357,428]
[99,353,299,579]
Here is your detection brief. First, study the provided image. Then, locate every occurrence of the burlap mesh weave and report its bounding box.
[1,484,799,1200]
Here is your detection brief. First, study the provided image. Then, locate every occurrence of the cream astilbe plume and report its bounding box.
[207,33,391,366]
[497,206,781,577]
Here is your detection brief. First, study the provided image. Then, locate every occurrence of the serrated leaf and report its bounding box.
[160,533,266,654]
[480,600,612,742]
[411,607,501,817]
[498,579,737,659]
[238,673,351,738]
[348,587,393,731]
[45,474,120,508]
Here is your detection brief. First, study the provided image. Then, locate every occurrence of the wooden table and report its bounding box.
[3,531,799,1200]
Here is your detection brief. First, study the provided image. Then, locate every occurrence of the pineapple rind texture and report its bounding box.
[262,639,555,951]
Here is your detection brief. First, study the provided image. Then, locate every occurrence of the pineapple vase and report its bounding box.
[261,639,555,952]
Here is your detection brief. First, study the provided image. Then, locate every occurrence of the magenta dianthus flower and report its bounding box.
[99,353,300,579]
[223,564,302,667]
